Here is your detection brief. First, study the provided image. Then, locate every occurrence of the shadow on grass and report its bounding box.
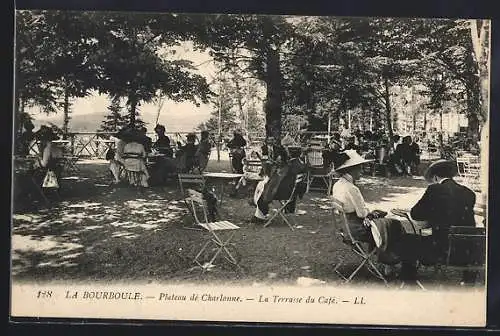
[11,160,485,289]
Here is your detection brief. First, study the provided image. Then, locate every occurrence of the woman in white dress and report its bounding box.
[113,127,150,187]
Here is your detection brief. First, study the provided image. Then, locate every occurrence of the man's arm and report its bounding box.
[410,184,436,220]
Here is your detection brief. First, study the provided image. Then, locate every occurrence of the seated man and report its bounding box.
[409,159,478,284]
[176,133,199,173]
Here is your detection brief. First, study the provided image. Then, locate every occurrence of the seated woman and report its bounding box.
[330,150,417,278]
[27,126,65,197]
[251,146,307,222]
[34,126,64,178]
[147,125,177,185]
[120,128,149,188]
[152,124,173,157]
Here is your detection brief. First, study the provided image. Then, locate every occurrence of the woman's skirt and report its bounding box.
[123,158,149,187]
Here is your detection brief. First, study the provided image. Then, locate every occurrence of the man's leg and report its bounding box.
[284,194,297,213]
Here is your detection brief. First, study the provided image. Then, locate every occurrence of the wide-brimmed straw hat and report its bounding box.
[334,150,374,172]
[424,159,458,182]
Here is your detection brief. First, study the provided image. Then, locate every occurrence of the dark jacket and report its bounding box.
[261,158,307,202]
[410,178,476,257]
[153,135,173,157]
[227,135,247,149]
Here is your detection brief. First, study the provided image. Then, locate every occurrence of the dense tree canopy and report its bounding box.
[15,11,489,149]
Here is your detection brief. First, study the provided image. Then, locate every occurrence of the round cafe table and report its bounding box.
[202,172,244,205]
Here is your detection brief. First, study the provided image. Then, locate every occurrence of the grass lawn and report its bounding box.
[11,155,485,290]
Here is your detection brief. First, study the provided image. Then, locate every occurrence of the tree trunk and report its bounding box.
[439,110,443,146]
[232,74,246,135]
[264,46,282,141]
[465,86,481,144]
[383,77,394,146]
[62,86,70,139]
[129,96,138,126]
[423,110,427,137]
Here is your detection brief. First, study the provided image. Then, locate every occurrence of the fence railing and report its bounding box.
[23,130,449,163]
[27,131,199,159]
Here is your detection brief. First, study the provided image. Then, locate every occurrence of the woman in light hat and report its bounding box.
[330,150,411,274]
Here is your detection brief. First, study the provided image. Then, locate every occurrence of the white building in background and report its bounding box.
[391,84,468,139]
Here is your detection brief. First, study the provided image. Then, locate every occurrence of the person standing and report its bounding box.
[196,130,212,172]
[227,130,247,174]
[17,118,35,157]
[109,126,129,184]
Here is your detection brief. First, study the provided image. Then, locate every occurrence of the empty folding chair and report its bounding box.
[263,173,306,231]
[305,146,334,194]
[185,189,242,273]
[330,198,388,285]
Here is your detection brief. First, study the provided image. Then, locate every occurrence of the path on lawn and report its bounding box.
[12,158,482,288]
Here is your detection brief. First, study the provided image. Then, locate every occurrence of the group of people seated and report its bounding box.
[387,134,421,176]
[15,123,67,204]
[328,150,478,285]
[320,131,421,177]
[108,124,212,188]
[228,131,479,286]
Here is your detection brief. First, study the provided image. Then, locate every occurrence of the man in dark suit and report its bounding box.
[406,159,477,284]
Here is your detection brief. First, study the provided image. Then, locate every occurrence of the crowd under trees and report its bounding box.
[15,11,489,149]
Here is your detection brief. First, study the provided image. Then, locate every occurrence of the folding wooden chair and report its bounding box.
[185,189,242,273]
[14,158,50,207]
[443,226,486,281]
[178,173,206,199]
[178,173,207,223]
[305,146,334,194]
[330,198,388,285]
[263,173,306,231]
[456,157,481,191]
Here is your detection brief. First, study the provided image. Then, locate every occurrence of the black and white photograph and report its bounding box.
[10,11,490,326]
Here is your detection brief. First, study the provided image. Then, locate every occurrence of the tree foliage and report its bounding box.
[15,11,488,148]
[97,96,130,137]
[15,10,213,131]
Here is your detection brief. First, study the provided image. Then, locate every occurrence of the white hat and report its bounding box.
[334,150,374,172]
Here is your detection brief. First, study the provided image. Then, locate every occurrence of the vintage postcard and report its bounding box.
[11,11,490,327]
